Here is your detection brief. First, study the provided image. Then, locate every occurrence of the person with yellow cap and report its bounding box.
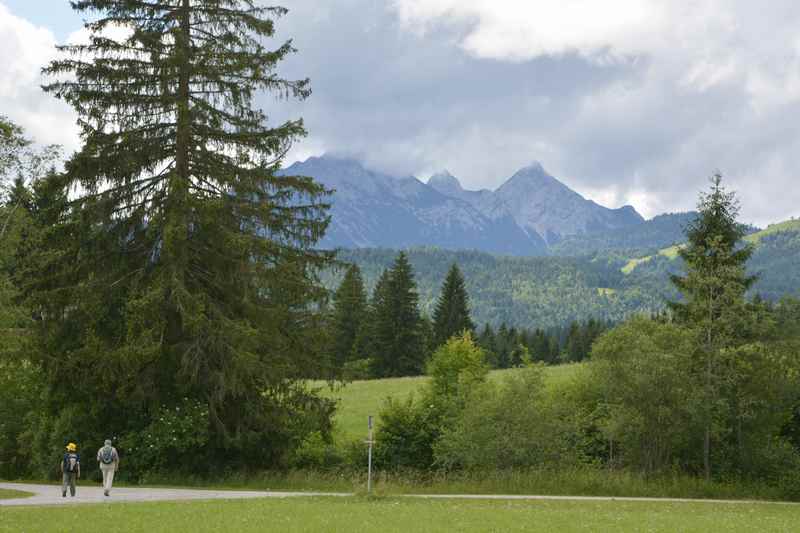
[61,442,81,497]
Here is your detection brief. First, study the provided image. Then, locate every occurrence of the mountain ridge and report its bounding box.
[282,155,644,255]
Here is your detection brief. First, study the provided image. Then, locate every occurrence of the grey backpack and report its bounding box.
[100,446,115,465]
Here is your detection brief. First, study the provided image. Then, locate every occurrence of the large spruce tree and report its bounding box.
[432,263,474,347]
[369,252,426,377]
[34,1,333,462]
[669,173,756,480]
[330,264,367,369]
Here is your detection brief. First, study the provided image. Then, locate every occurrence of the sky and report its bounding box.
[1,1,799,226]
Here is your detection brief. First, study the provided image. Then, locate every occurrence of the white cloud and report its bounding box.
[0,2,79,150]
[385,0,800,225]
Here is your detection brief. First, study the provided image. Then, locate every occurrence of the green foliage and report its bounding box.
[426,332,488,401]
[290,431,345,470]
[118,400,209,478]
[589,318,699,473]
[0,360,43,479]
[326,247,664,329]
[367,253,427,377]
[433,365,581,470]
[432,264,475,347]
[330,264,368,369]
[375,395,440,469]
[24,0,335,473]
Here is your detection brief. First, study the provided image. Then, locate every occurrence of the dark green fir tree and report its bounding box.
[369,252,425,377]
[669,172,756,480]
[330,264,367,368]
[432,263,475,347]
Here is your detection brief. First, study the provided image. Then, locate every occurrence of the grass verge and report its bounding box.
[1,495,799,532]
[132,466,793,503]
[0,488,33,500]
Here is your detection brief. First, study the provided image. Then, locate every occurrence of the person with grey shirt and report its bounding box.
[96,439,119,496]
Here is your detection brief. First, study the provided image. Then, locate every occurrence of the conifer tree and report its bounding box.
[330,264,367,368]
[369,253,425,377]
[34,1,333,459]
[477,323,497,366]
[432,263,474,347]
[669,173,756,480]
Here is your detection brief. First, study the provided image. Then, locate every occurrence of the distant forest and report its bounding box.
[324,224,800,329]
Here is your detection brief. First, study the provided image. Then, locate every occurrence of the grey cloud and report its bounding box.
[269,1,800,225]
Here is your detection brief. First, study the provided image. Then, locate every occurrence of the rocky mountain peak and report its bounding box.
[428,170,463,195]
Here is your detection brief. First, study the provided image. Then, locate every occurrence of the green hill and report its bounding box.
[623,219,800,275]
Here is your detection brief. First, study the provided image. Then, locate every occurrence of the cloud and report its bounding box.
[0,2,79,151]
[2,1,798,226]
[269,0,800,225]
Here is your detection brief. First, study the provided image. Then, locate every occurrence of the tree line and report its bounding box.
[327,253,611,379]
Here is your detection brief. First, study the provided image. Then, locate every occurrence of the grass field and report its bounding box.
[0,488,32,500]
[2,496,799,532]
[315,364,586,442]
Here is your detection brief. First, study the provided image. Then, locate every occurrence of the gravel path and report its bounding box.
[3,482,797,507]
[0,482,350,507]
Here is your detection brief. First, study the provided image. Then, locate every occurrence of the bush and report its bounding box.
[119,399,209,478]
[433,365,580,470]
[588,318,699,474]
[0,360,42,479]
[374,395,440,469]
[290,431,343,469]
[426,332,488,401]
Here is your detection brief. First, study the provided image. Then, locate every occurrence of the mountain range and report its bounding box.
[281,155,644,256]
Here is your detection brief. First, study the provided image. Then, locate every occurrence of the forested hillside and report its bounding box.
[325,248,660,329]
[550,212,698,257]
[326,220,800,328]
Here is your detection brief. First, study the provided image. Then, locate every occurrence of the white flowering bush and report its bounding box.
[119,399,209,477]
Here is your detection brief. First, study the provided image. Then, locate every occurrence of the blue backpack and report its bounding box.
[63,452,79,473]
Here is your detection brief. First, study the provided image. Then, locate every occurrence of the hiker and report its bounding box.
[96,439,120,496]
[61,442,80,497]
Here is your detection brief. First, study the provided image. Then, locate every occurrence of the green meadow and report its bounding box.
[2,496,799,533]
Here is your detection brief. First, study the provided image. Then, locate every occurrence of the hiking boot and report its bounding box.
[104,490,109,497]
[62,492,66,498]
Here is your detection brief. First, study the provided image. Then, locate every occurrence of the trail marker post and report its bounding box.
[366,415,374,494]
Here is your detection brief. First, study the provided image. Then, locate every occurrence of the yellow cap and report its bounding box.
[66,442,77,451]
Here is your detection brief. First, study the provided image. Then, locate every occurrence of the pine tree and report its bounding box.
[330,264,367,368]
[369,253,425,377]
[35,1,333,459]
[432,263,475,347]
[477,323,498,367]
[669,172,756,480]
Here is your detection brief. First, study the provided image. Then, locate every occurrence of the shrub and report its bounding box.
[290,431,343,469]
[374,395,440,469]
[0,360,42,479]
[433,364,579,470]
[119,399,209,478]
[588,318,699,474]
[426,332,488,402]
